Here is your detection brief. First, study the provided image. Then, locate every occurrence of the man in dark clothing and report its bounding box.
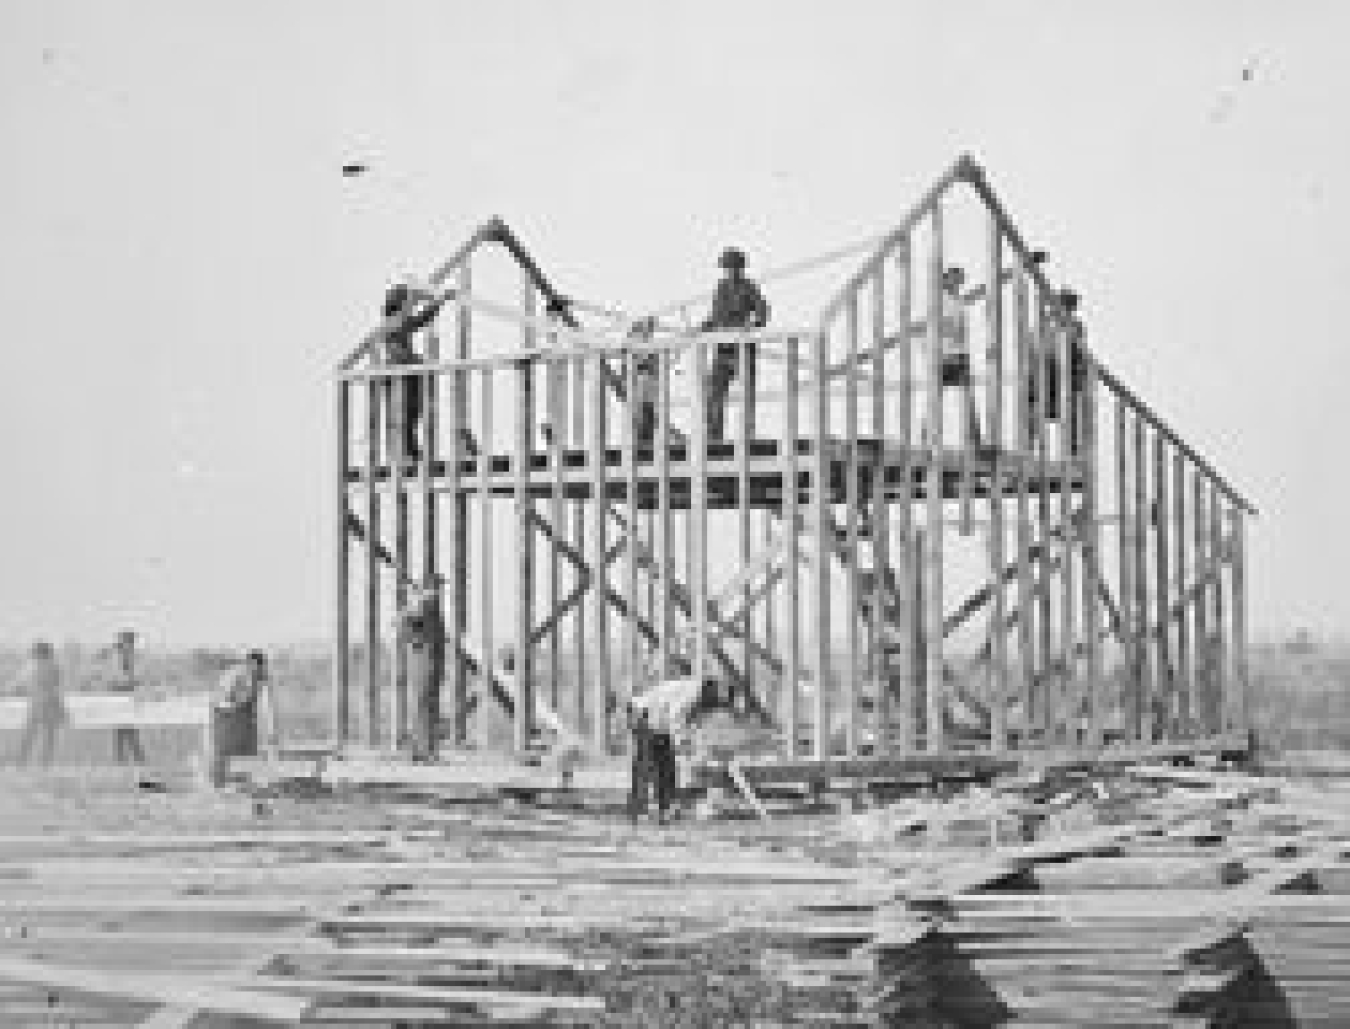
[627,696,677,824]
[397,574,446,762]
[1029,289,1087,455]
[108,630,147,766]
[382,281,446,462]
[701,248,770,440]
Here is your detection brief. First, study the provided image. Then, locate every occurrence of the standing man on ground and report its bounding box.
[396,573,446,762]
[12,640,66,767]
[108,630,147,766]
[381,279,446,462]
[210,650,275,786]
[701,248,770,441]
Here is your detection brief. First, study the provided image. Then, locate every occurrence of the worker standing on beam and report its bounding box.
[396,573,446,763]
[381,279,446,462]
[932,266,983,448]
[702,248,770,441]
[11,640,66,767]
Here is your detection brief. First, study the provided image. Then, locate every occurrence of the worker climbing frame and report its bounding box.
[331,155,1255,770]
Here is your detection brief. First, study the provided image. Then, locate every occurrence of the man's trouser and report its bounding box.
[628,741,653,817]
[649,733,676,813]
[17,716,59,766]
[706,341,757,442]
[407,659,442,760]
[114,727,145,765]
[384,377,424,459]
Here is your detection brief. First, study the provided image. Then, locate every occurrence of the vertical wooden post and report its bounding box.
[1080,352,1103,748]
[572,349,588,730]
[449,262,471,746]
[691,337,710,698]
[1210,484,1228,736]
[1173,453,1190,735]
[811,328,831,759]
[479,368,496,735]
[656,352,673,681]
[739,334,755,713]
[1153,434,1171,741]
[335,380,351,747]
[925,203,946,752]
[514,279,537,753]
[587,352,609,750]
[626,346,642,705]
[1132,416,1150,740]
[1229,507,1248,744]
[784,335,801,756]
[392,367,409,751]
[547,327,565,713]
[1055,305,1075,743]
[364,369,382,747]
[844,299,861,757]
[1116,399,1135,742]
[986,221,1007,752]
[421,327,439,753]
[1192,475,1210,734]
[870,265,889,754]
[894,244,915,751]
[1014,272,1034,747]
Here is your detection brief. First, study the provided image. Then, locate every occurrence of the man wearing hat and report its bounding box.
[396,572,446,762]
[210,650,275,786]
[381,278,446,462]
[13,640,66,767]
[108,630,147,766]
[701,248,770,441]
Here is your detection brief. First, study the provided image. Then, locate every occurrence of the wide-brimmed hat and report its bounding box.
[718,247,747,271]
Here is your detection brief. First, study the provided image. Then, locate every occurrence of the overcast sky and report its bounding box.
[0,1,1344,648]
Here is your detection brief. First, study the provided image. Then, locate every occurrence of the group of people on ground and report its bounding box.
[5,632,274,774]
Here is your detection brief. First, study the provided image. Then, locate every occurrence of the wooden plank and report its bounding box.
[392,360,409,750]
[1133,413,1149,741]
[1230,507,1248,742]
[449,261,471,746]
[1117,399,1136,740]
[1081,352,1103,747]
[1153,433,1170,741]
[1192,471,1210,734]
[1173,452,1191,735]
[812,328,831,759]
[656,351,674,679]
[0,956,308,1024]
[987,219,1007,752]
[422,321,440,749]
[784,335,801,756]
[588,352,609,750]
[479,367,496,744]
[1211,482,1228,735]
[626,342,642,707]
[893,244,916,751]
[573,345,588,731]
[844,296,861,756]
[1015,271,1035,745]
[547,324,566,714]
[364,373,381,747]
[1056,306,1076,744]
[515,281,536,752]
[691,336,710,691]
[870,264,890,754]
[335,381,350,747]
[1034,296,1054,741]
[925,202,946,751]
[740,332,755,713]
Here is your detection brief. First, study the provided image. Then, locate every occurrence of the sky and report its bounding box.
[0,0,1346,649]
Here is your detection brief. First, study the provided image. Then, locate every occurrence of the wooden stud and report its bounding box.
[1229,507,1248,743]
[514,280,536,753]
[626,345,642,706]
[784,335,801,757]
[392,348,409,751]
[1210,483,1227,736]
[1192,473,1210,734]
[844,299,860,757]
[656,351,673,681]
[925,203,946,752]
[1133,415,1150,741]
[1034,297,1054,742]
[740,333,755,715]
[691,336,710,696]
[986,219,1007,751]
[1056,305,1075,744]
[335,380,351,747]
[811,328,831,759]
[1153,433,1170,741]
[1080,350,1103,748]
[1116,398,1135,742]
[894,243,916,751]
[573,347,588,731]
[449,260,471,746]
[421,324,439,753]
[479,367,496,740]
[588,351,610,751]
[365,372,381,746]
[547,322,565,713]
[1014,272,1035,748]
[1173,452,1190,735]
[870,265,889,754]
